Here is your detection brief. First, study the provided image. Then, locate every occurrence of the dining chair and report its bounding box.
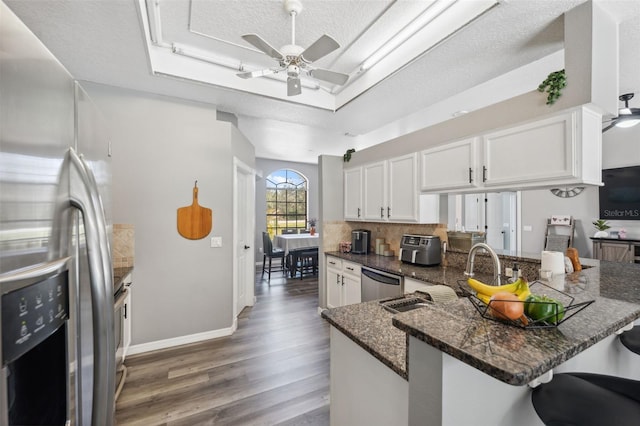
[262,232,285,282]
[288,247,318,279]
[298,229,310,234]
[281,229,297,234]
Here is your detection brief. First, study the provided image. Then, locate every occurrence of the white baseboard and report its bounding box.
[128,318,238,356]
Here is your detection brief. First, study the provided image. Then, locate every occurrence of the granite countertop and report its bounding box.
[322,256,640,386]
[325,251,497,293]
[322,299,409,379]
[113,266,133,293]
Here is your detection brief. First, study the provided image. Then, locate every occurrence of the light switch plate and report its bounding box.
[523,225,533,232]
[210,236,222,248]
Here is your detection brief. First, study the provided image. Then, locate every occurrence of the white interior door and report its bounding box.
[233,158,255,320]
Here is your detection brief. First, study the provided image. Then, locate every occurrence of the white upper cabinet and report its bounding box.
[420,105,602,194]
[482,110,576,187]
[388,154,419,221]
[421,138,479,191]
[345,153,436,223]
[363,161,387,221]
[344,167,363,220]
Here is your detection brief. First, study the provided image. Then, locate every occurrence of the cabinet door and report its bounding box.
[421,138,478,191]
[363,161,387,221]
[482,111,576,187]
[388,153,418,222]
[344,167,363,221]
[327,267,343,308]
[343,274,362,306]
[600,242,633,263]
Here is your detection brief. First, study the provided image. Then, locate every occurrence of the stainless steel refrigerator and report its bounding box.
[0,2,115,425]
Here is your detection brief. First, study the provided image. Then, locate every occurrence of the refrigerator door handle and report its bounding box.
[67,147,115,426]
[0,257,70,284]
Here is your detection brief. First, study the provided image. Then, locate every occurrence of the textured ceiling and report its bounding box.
[5,0,640,163]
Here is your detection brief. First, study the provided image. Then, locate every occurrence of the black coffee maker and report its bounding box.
[351,229,371,254]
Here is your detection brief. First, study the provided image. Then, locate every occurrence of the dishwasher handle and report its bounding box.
[361,267,401,286]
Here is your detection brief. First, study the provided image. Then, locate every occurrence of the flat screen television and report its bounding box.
[599,166,640,220]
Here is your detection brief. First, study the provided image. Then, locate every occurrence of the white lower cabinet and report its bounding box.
[326,256,362,308]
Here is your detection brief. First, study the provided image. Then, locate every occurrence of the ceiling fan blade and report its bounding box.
[309,68,349,86]
[237,68,277,79]
[300,34,340,63]
[287,76,302,96]
[241,34,284,61]
[602,121,617,133]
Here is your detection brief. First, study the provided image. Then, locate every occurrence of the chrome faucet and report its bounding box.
[464,242,502,285]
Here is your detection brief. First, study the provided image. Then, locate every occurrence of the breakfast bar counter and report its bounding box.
[322,258,640,425]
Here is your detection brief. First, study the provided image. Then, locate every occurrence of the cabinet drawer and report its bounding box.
[342,261,361,277]
[326,256,342,270]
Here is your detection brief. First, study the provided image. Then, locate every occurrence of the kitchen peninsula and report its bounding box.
[322,254,640,426]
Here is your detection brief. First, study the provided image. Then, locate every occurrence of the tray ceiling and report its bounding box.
[144,0,498,110]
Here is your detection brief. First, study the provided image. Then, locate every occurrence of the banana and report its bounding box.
[515,279,531,301]
[466,277,523,296]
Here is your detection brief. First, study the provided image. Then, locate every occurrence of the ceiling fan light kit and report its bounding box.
[602,93,640,132]
[237,0,349,96]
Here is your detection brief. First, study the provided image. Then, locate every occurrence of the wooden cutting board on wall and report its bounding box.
[177,182,212,240]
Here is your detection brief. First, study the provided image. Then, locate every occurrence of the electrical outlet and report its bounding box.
[210,236,222,248]
[505,267,513,277]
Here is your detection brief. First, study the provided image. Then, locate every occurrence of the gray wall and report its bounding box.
[519,124,640,257]
[254,158,318,261]
[83,82,254,346]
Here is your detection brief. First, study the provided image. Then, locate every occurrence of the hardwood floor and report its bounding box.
[115,271,329,425]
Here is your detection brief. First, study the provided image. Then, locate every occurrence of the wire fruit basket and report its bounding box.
[458,279,594,329]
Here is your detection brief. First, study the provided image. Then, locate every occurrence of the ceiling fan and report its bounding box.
[237,0,349,96]
[602,93,640,132]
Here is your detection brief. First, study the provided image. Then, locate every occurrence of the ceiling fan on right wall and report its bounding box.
[602,93,640,132]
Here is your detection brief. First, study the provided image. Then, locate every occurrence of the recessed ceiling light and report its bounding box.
[452,110,469,117]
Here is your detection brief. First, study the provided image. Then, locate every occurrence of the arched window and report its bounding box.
[266,169,307,237]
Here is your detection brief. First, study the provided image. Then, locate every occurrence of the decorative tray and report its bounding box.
[458,279,594,329]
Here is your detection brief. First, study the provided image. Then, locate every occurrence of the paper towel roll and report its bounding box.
[541,251,565,276]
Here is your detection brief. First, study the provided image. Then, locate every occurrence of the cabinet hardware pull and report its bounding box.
[336,275,340,284]
[380,207,384,218]
[387,207,391,218]
[341,276,345,286]
[346,267,354,271]
[357,207,361,218]
[482,165,487,182]
[469,167,473,183]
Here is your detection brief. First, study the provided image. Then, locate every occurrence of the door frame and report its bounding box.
[233,157,255,323]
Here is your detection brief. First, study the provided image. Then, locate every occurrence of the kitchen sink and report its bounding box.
[380,296,432,314]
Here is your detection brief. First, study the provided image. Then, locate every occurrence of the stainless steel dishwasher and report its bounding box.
[361,266,403,302]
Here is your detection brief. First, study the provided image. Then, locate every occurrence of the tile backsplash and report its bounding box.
[322,221,448,256]
[112,224,134,268]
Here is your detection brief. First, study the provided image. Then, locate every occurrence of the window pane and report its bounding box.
[266,169,308,236]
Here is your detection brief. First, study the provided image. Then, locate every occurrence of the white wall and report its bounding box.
[254,158,318,261]
[83,82,255,347]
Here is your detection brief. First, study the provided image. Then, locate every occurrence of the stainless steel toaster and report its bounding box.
[399,234,442,266]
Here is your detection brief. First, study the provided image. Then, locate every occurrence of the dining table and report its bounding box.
[274,233,320,255]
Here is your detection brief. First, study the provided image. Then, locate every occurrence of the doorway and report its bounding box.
[449,191,519,251]
[233,158,255,322]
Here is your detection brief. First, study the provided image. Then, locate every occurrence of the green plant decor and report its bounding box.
[592,219,611,231]
[343,148,356,162]
[538,69,566,105]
